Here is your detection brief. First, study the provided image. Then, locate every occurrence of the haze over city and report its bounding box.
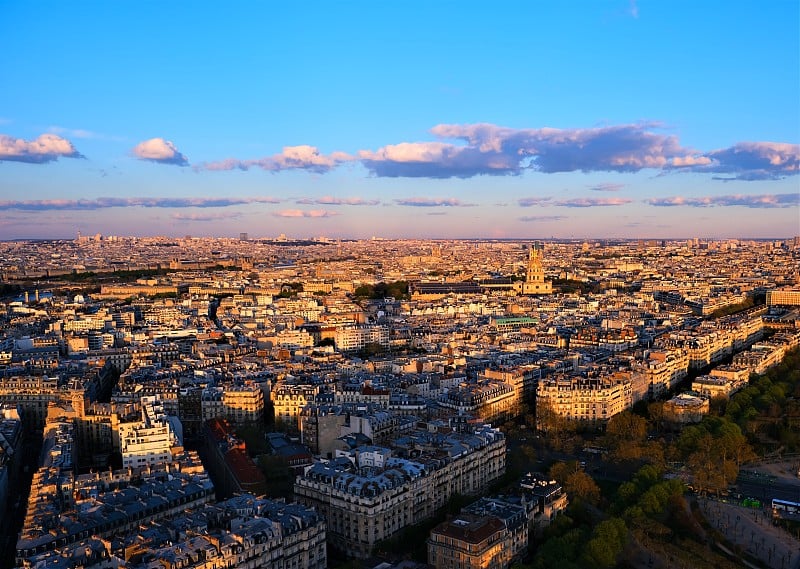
[1,0,798,239]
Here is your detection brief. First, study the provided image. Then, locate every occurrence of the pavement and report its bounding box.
[749,460,800,483]
[699,496,800,569]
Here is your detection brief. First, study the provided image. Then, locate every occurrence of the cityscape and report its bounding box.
[0,235,798,568]
[1,1,799,569]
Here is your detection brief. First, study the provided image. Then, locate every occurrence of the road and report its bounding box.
[700,498,800,569]
[736,471,800,505]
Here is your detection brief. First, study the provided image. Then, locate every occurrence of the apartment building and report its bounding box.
[335,381,390,408]
[462,498,530,561]
[766,287,800,306]
[480,365,541,400]
[16,417,214,565]
[519,472,569,534]
[202,418,267,498]
[201,382,264,426]
[438,380,517,424]
[294,424,505,558]
[334,324,390,352]
[0,375,61,428]
[272,382,320,428]
[118,396,177,469]
[300,404,348,456]
[428,514,512,569]
[691,375,740,400]
[536,373,632,427]
[0,406,22,535]
[632,349,688,399]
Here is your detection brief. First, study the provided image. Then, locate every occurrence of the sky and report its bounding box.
[1,0,798,240]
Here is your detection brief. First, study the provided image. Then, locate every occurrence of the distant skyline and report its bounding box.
[1,1,798,240]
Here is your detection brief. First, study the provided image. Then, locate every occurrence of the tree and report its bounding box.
[521,444,537,463]
[606,411,647,440]
[709,394,728,416]
[717,420,756,467]
[647,401,665,431]
[549,460,580,486]
[357,342,386,358]
[632,464,662,491]
[678,416,755,494]
[642,440,666,470]
[537,401,576,452]
[687,434,731,494]
[354,284,374,297]
[583,518,627,568]
[565,471,601,505]
[533,527,587,569]
[605,411,647,462]
[353,280,409,300]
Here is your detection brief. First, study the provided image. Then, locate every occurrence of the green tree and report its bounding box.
[583,518,627,568]
[354,284,374,297]
[533,527,587,569]
[677,416,755,493]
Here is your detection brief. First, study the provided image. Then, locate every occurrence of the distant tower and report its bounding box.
[519,241,552,295]
[526,242,544,283]
[71,390,86,418]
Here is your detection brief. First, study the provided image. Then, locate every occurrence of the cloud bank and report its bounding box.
[589,183,625,192]
[132,138,189,166]
[647,193,799,208]
[171,212,243,222]
[0,196,281,211]
[394,197,474,207]
[296,196,380,206]
[556,197,633,207]
[0,133,83,163]
[273,209,339,218]
[518,196,632,208]
[519,215,567,222]
[518,197,553,207]
[704,142,799,180]
[193,122,798,182]
[201,145,351,173]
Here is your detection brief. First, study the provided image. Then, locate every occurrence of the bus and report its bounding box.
[771,498,800,517]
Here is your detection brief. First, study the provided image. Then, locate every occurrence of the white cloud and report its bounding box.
[0,133,83,163]
[195,122,799,182]
[202,145,351,173]
[132,137,189,166]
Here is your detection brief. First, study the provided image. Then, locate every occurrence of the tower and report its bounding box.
[526,241,545,284]
[520,241,552,295]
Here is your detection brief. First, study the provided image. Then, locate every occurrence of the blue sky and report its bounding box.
[1,0,798,239]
